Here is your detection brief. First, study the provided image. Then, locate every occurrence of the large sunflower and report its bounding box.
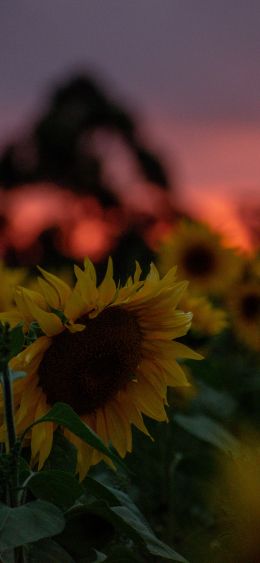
[227,281,260,352]
[0,258,201,479]
[157,221,242,295]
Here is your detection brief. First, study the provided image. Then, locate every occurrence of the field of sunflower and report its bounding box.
[0,215,259,563]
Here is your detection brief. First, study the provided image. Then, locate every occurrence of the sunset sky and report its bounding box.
[0,1,259,250]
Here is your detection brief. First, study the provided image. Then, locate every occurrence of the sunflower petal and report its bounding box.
[172,341,203,360]
[37,278,60,309]
[37,266,71,308]
[104,403,128,458]
[64,288,86,321]
[98,257,116,304]
[22,294,63,336]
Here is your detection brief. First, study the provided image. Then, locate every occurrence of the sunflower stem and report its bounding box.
[2,363,17,452]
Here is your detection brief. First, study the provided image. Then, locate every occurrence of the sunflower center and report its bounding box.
[38,307,142,415]
[241,293,260,321]
[182,244,216,277]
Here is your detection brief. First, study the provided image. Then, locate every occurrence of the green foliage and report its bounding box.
[24,321,44,346]
[25,538,76,563]
[174,413,239,454]
[81,472,188,562]
[0,500,65,551]
[6,323,24,361]
[0,322,24,367]
[26,470,84,511]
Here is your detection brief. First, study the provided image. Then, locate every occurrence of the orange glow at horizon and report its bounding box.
[176,185,255,254]
[0,178,258,264]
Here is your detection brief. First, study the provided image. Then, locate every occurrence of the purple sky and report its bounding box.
[0,1,260,201]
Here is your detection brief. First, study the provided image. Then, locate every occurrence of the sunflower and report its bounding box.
[247,252,260,281]
[227,281,260,352]
[213,434,260,562]
[157,221,243,296]
[0,261,26,312]
[0,258,201,479]
[180,291,228,336]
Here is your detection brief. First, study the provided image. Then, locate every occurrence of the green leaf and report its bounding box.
[193,382,236,419]
[0,550,15,563]
[174,413,240,454]
[83,475,188,561]
[83,475,121,506]
[43,429,77,473]
[25,322,44,346]
[97,503,188,562]
[27,470,84,511]
[50,307,68,325]
[93,551,107,562]
[17,456,32,485]
[0,499,65,551]
[22,402,125,470]
[84,473,157,524]
[25,538,75,562]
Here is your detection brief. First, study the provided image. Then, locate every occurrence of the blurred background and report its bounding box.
[0,1,259,279]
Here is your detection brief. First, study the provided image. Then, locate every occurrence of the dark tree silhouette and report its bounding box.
[0,73,178,278]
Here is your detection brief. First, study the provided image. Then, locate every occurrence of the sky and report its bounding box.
[0,1,259,248]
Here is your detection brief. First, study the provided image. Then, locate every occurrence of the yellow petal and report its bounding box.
[10,336,51,374]
[0,310,23,327]
[104,402,128,458]
[16,382,41,425]
[134,261,142,283]
[37,278,60,309]
[38,421,54,470]
[14,289,35,324]
[98,257,116,304]
[74,265,98,305]
[96,408,109,446]
[119,391,151,437]
[83,257,97,284]
[171,341,203,360]
[31,395,53,469]
[64,288,86,321]
[20,287,47,309]
[113,401,132,452]
[66,322,86,333]
[129,380,167,421]
[162,359,190,387]
[138,361,167,398]
[147,263,160,283]
[22,293,63,336]
[66,431,93,481]
[37,267,72,308]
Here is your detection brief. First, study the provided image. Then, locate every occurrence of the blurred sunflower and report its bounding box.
[248,252,260,280]
[227,281,260,352]
[0,262,26,312]
[0,258,201,479]
[213,435,260,562]
[180,292,227,336]
[157,221,242,295]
